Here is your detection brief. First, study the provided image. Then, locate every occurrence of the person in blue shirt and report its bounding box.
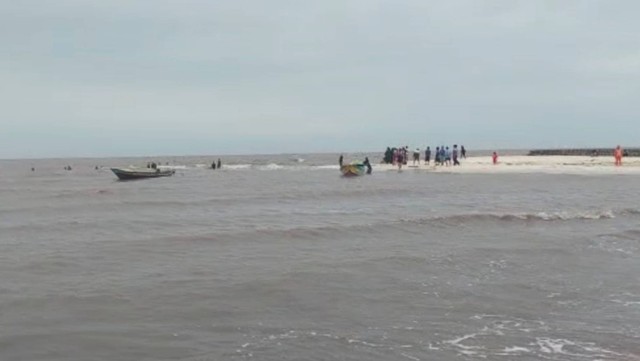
[445,147,451,166]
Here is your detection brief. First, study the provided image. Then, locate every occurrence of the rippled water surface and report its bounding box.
[1,154,639,360]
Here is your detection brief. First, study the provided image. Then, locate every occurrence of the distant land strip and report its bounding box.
[528,148,640,157]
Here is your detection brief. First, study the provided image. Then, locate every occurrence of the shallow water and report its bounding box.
[1,154,639,360]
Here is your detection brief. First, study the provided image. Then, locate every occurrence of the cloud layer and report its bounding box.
[1,1,639,157]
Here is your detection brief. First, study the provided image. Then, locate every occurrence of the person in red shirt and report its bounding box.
[614,145,623,166]
[492,152,498,165]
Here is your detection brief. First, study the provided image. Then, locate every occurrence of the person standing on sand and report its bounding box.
[461,145,466,159]
[339,154,344,167]
[425,147,431,165]
[434,147,440,165]
[384,147,392,164]
[217,159,222,169]
[453,145,460,166]
[614,146,623,166]
[397,149,404,170]
[413,148,420,165]
[492,152,498,165]
[445,147,451,166]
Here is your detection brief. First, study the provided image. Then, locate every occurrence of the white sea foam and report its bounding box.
[258,163,284,171]
[154,155,640,175]
[443,333,484,352]
[439,318,635,360]
[503,346,531,353]
[347,339,383,347]
[223,164,252,170]
[158,165,187,170]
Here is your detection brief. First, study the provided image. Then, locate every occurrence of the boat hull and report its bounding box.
[340,164,366,177]
[111,168,175,180]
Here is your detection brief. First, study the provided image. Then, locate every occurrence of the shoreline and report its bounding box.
[529,148,640,157]
[375,155,640,175]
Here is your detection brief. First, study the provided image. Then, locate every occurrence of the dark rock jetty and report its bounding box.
[528,148,639,157]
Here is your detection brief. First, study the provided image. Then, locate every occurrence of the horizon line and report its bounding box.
[1,146,636,161]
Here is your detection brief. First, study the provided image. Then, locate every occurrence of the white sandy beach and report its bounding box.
[375,156,640,175]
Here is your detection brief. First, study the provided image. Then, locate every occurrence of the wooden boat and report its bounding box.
[111,167,175,180]
[340,163,366,177]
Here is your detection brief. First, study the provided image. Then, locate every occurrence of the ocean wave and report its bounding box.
[222,164,252,170]
[3,208,636,233]
[155,163,341,171]
[257,163,284,171]
[158,165,187,170]
[311,165,340,170]
[264,209,628,236]
[144,208,638,243]
[403,210,618,224]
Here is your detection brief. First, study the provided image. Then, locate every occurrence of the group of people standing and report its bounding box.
[384,145,467,169]
[383,147,408,166]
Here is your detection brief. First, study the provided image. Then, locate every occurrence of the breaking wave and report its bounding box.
[143,208,640,243]
[403,210,621,224]
[126,163,343,171]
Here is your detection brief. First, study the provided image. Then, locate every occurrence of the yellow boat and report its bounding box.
[340,163,366,177]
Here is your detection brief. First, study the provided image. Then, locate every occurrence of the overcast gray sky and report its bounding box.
[1,0,639,158]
